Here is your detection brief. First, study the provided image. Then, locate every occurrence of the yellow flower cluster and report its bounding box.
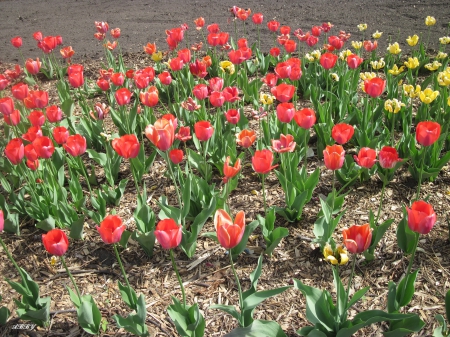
[425,16,436,26]
[360,72,377,81]
[437,51,448,59]
[260,93,275,105]
[351,41,362,50]
[388,64,405,76]
[372,30,383,39]
[323,244,349,265]
[384,98,405,113]
[151,51,163,62]
[438,68,450,86]
[357,23,368,31]
[220,60,235,75]
[439,36,450,45]
[404,57,419,69]
[330,73,339,81]
[403,84,421,98]
[419,88,439,104]
[371,58,385,70]
[406,35,419,47]
[424,61,442,71]
[311,50,321,60]
[339,49,352,60]
[387,42,401,55]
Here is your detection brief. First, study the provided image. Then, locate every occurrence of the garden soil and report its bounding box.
[1,0,450,337]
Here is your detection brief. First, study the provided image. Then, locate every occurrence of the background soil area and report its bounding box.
[1,1,450,337]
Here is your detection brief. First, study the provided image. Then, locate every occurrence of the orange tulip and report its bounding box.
[342,223,372,254]
[214,209,245,249]
[145,118,175,151]
[223,156,241,183]
[236,129,256,148]
[323,144,345,170]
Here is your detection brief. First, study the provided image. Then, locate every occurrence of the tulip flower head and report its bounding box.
[353,147,377,168]
[425,16,436,26]
[323,144,345,170]
[419,88,439,104]
[236,129,256,148]
[407,200,437,235]
[364,77,386,98]
[155,219,182,250]
[223,157,241,183]
[332,123,354,144]
[294,108,316,129]
[342,223,372,254]
[378,146,401,169]
[169,149,183,164]
[323,244,349,265]
[252,149,278,174]
[214,209,245,249]
[406,34,419,46]
[194,121,214,141]
[96,215,126,244]
[272,134,296,153]
[42,229,69,256]
[416,121,441,146]
[145,118,175,151]
[112,134,140,159]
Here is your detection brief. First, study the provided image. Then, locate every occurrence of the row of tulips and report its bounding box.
[1,6,450,336]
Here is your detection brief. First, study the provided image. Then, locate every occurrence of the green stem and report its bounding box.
[165,152,183,218]
[77,156,92,194]
[375,180,386,224]
[416,147,426,200]
[229,250,244,326]
[261,174,267,214]
[61,255,82,301]
[342,256,357,322]
[0,236,24,278]
[203,139,209,182]
[390,112,396,145]
[113,244,133,294]
[170,249,186,307]
[303,129,308,169]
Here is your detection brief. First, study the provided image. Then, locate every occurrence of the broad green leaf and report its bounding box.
[224,319,287,337]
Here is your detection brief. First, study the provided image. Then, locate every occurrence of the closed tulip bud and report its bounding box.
[0,97,15,116]
[169,149,183,164]
[145,118,175,151]
[194,121,214,141]
[323,144,345,170]
[294,108,316,129]
[343,223,372,254]
[115,88,131,105]
[192,84,209,100]
[276,102,295,123]
[42,229,69,256]
[45,105,63,123]
[364,77,386,98]
[416,121,441,146]
[140,86,159,107]
[32,136,55,159]
[155,219,182,249]
[267,20,280,32]
[407,200,437,235]
[12,82,29,101]
[53,126,70,144]
[11,36,23,48]
[112,134,140,159]
[252,13,263,25]
[271,83,295,103]
[209,91,225,107]
[332,123,354,144]
[347,54,363,69]
[5,138,24,165]
[63,134,87,157]
[320,53,338,69]
[353,147,377,168]
[4,109,21,126]
[214,209,245,249]
[378,146,401,169]
[252,149,278,174]
[96,215,126,244]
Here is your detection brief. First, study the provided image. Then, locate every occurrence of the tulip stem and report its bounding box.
[303,129,308,169]
[416,147,426,200]
[399,232,419,306]
[170,249,186,307]
[261,174,267,215]
[113,243,135,307]
[0,236,25,283]
[342,256,356,323]
[203,139,210,182]
[60,255,82,301]
[390,112,396,145]
[166,154,183,221]
[375,180,387,224]
[77,156,93,194]
[229,250,244,326]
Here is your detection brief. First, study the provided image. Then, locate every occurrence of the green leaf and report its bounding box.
[66,286,81,308]
[224,319,287,337]
[396,212,417,254]
[133,231,156,257]
[265,227,289,256]
[332,267,346,319]
[168,298,205,337]
[118,280,138,310]
[181,175,191,219]
[397,270,419,308]
[445,289,450,323]
[69,217,85,240]
[35,216,55,232]
[158,196,182,224]
[243,286,291,312]
[77,295,101,334]
[0,306,10,325]
[347,286,370,310]
[209,304,241,322]
[86,149,107,166]
[230,220,259,260]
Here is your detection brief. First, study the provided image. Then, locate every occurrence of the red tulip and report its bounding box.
[354,147,377,168]
[169,149,183,164]
[4,109,21,126]
[192,84,209,100]
[306,35,319,47]
[11,36,23,48]
[194,17,205,29]
[407,200,437,235]
[294,108,316,129]
[267,20,280,32]
[45,105,63,123]
[28,110,46,127]
[115,88,132,105]
[169,57,184,71]
[175,126,192,142]
[125,69,134,79]
[158,71,172,85]
[323,144,345,170]
[110,72,124,86]
[320,53,338,69]
[95,21,109,34]
[275,61,292,79]
[262,73,278,87]
[276,102,295,123]
[0,209,4,232]
[194,121,214,141]
[0,74,10,90]
[252,149,278,174]
[347,54,363,69]
[42,229,69,256]
[284,40,297,53]
[145,118,175,151]
[63,134,87,157]
[96,215,126,244]
[110,28,121,39]
[26,159,39,171]
[270,47,281,57]
[272,134,296,153]
[271,83,295,103]
[105,40,118,50]
[0,97,14,116]
[97,78,110,91]
[342,223,372,254]
[5,138,24,165]
[166,27,184,50]
[22,126,43,142]
[364,78,386,98]
[311,26,322,37]
[416,121,441,146]
[209,77,224,92]
[155,218,182,249]
[134,72,150,89]
[12,83,29,101]
[94,32,106,41]
[223,157,241,183]
[363,40,378,52]
[53,126,69,144]
[178,48,191,63]
[328,36,344,50]
[223,87,240,103]
[112,134,140,159]
[143,42,156,55]
[25,58,41,75]
[189,59,208,78]
[225,109,240,125]
[214,209,245,249]
[236,130,256,148]
[32,136,55,159]
[252,13,263,24]
[28,90,49,108]
[33,31,43,41]
[378,146,401,169]
[209,91,225,107]
[24,144,39,162]
[60,46,75,60]
[332,123,354,144]
[140,86,159,107]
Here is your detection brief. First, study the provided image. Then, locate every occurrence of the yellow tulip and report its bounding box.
[351,41,362,50]
[425,16,436,26]
[403,84,421,98]
[151,51,163,62]
[323,244,349,265]
[437,70,450,86]
[260,93,275,105]
[339,49,352,60]
[220,60,235,74]
[419,88,439,104]
[425,61,442,71]
[357,23,368,31]
[388,64,405,76]
[437,51,448,59]
[372,30,383,39]
[311,50,321,60]
[305,53,315,62]
[371,58,385,70]
[404,57,419,69]
[387,42,402,55]
[448,96,450,106]
[439,36,450,45]
[360,72,377,81]
[384,98,405,114]
[330,73,339,81]
[406,35,419,46]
